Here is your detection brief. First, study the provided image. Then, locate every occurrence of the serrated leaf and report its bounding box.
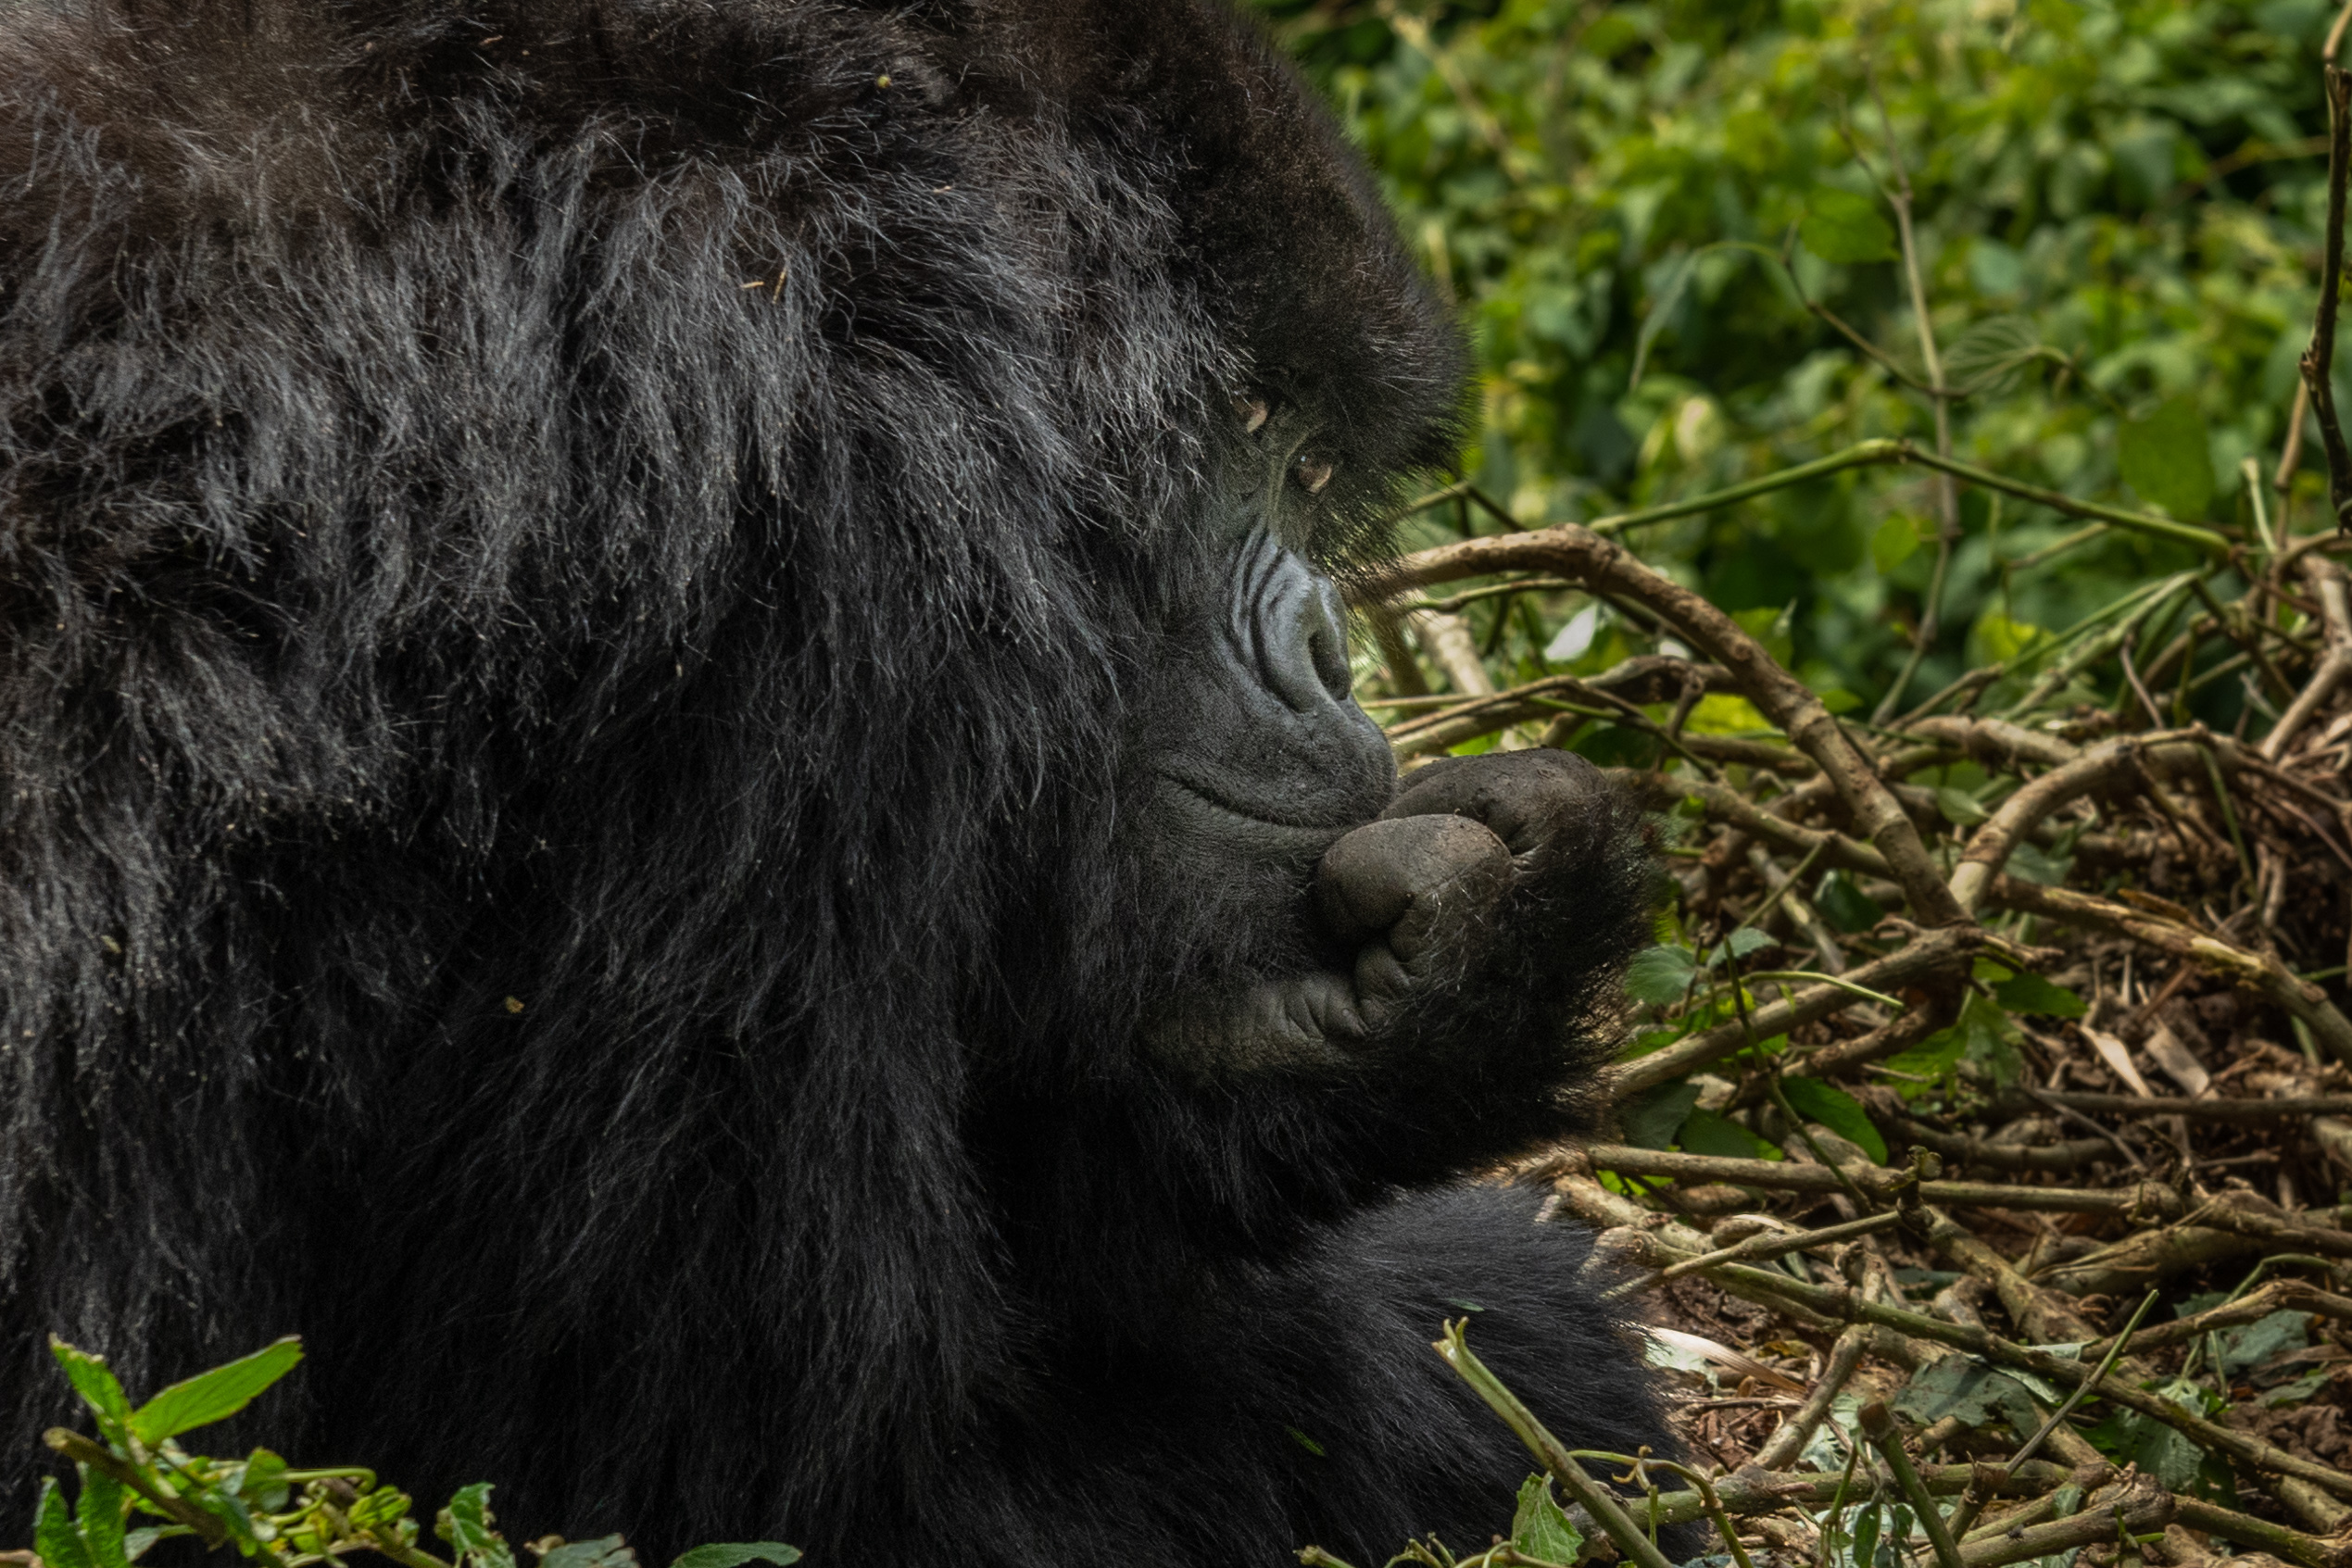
[1801,187,1898,264]
[77,1469,129,1568]
[668,1548,799,1568]
[1620,1080,1701,1149]
[2119,396,2215,518]
[1993,972,2086,1019]
[1943,314,2044,395]
[36,1479,95,1568]
[49,1339,132,1428]
[441,1484,518,1568]
[128,1338,302,1446]
[2219,1310,2309,1377]
[1893,1356,2042,1433]
[540,1537,639,1568]
[1780,1078,1888,1163]
[1717,927,1774,962]
[1512,1475,1584,1565]
[1624,944,1700,1005]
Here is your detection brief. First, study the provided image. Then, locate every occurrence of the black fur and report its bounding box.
[0,3,1679,1561]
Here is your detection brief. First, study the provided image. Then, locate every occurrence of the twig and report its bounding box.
[2299,65,2352,530]
[1578,1146,2184,1216]
[1433,1322,1680,1568]
[1859,1400,1966,1568]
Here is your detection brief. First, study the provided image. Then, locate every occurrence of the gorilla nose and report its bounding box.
[1262,560,1357,712]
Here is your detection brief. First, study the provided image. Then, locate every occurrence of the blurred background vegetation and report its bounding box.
[1249,0,2334,727]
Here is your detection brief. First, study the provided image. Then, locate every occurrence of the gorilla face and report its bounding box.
[1134,410,1397,903]
[1116,407,1648,1091]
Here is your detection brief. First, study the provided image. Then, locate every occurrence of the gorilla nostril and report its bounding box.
[1257,562,1357,712]
[1305,580,1353,702]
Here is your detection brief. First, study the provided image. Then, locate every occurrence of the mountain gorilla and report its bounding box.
[0,0,1679,1561]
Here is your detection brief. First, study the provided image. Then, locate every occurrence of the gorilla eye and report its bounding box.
[1233,396,1270,434]
[1291,454,1334,495]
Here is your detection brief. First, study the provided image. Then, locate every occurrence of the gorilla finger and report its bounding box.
[1381,749,1616,862]
[1314,813,1510,958]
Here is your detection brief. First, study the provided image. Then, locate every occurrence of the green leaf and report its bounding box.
[1621,1080,1700,1149]
[76,1469,129,1568]
[1284,1426,1326,1458]
[668,1548,800,1568]
[1870,513,1924,576]
[2218,1310,2309,1378]
[539,1537,640,1568]
[1993,972,2086,1019]
[1852,1501,1881,1568]
[1511,1474,1585,1565]
[1624,944,1700,1005]
[438,1483,517,1568]
[2004,840,2072,886]
[48,1339,132,1429]
[128,1337,302,1446]
[1800,187,1898,264]
[1629,247,1701,391]
[233,1450,291,1514]
[1893,1356,2043,1434]
[1943,315,2046,396]
[1716,927,1773,964]
[2119,396,2215,518]
[1880,1024,1968,1098]
[1813,871,1882,935]
[1780,1078,1888,1163]
[2083,1379,2218,1488]
[35,1479,95,1568]
[1679,1108,1782,1160]
[1936,785,1990,825]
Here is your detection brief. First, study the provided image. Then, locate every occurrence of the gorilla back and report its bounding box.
[0,2,1679,1561]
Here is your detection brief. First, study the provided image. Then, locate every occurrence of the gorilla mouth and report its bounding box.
[1155,771,1361,834]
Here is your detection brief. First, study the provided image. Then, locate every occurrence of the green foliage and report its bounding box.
[1252,0,2333,715]
[1509,1475,1585,1564]
[1779,1076,1888,1161]
[18,1339,798,1568]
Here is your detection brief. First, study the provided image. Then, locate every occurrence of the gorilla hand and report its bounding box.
[1146,749,1647,1096]
[1317,750,1632,1036]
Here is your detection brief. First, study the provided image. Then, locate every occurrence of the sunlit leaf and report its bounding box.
[1512,1475,1584,1565]
[669,1546,800,1568]
[439,1483,517,1568]
[35,1480,94,1568]
[128,1338,302,1446]
[48,1339,132,1429]
[76,1469,129,1568]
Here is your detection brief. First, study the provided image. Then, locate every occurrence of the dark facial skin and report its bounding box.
[1132,412,1637,1087]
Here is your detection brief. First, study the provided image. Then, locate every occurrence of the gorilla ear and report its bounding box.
[1233,395,1270,433]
